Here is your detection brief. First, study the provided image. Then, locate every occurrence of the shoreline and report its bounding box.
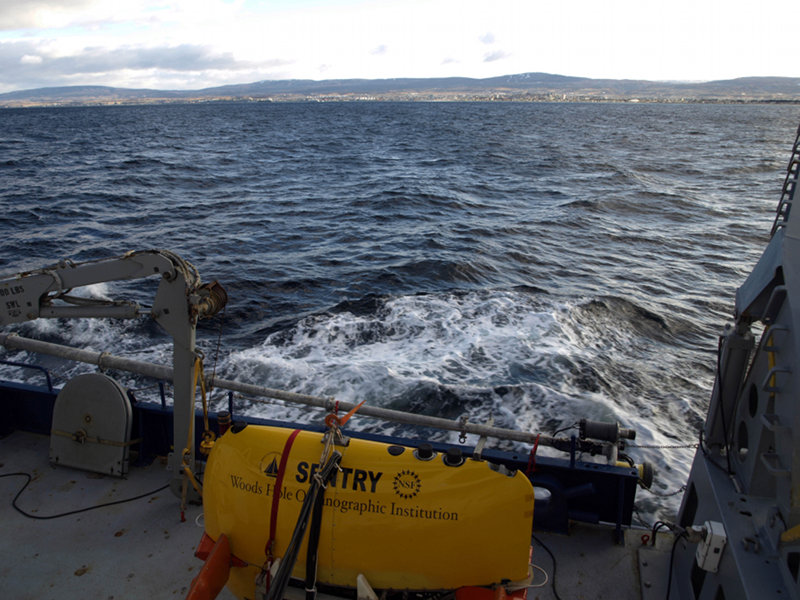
[3,95,799,109]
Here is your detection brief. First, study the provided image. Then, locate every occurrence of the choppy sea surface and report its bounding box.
[1,101,798,523]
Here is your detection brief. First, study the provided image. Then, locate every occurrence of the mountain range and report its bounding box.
[1,73,799,107]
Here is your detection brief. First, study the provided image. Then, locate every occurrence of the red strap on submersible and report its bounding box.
[525,434,541,476]
[265,429,301,562]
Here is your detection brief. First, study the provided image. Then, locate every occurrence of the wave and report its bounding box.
[2,101,797,526]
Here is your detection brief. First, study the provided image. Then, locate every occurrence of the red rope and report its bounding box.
[265,429,301,563]
[525,434,541,476]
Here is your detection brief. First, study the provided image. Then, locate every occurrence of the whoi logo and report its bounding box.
[259,453,281,478]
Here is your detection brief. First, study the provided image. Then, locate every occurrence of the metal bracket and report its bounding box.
[473,415,494,459]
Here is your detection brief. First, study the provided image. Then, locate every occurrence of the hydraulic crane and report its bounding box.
[0,249,227,498]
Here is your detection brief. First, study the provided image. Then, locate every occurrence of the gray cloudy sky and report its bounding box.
[0,0,796,93]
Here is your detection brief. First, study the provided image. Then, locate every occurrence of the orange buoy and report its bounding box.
[187,533,241,600]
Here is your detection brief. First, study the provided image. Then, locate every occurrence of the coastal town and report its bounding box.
[1,73,799,108]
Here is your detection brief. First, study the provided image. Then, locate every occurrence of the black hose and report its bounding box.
[0,472,169,519]
[305,482,326,600]
[665,532,686,600]
[266,450,342,600]
[531,533,562,600]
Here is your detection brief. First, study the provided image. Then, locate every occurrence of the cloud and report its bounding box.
[0,0,796,91]
[483,50,510,63]
[2,41,239,73]
[0,0,110,30]
[0,40,270,91]
[80,44,240,72]
[20,54,43,64]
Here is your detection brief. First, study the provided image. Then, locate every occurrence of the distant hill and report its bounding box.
[1,73,799,107]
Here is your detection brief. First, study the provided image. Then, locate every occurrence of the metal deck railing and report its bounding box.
[771,123,800,236]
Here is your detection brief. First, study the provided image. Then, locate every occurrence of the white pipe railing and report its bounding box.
[0,332,566,448]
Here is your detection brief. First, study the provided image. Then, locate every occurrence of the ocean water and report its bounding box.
[1,101,799,524]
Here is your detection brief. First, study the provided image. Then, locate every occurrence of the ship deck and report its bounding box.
[0,430,670,600]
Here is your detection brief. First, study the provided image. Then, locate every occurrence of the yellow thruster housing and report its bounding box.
[202,424,534,598]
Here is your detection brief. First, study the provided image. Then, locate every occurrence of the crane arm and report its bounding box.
[0,249,219,325]
[0,249,227,500]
